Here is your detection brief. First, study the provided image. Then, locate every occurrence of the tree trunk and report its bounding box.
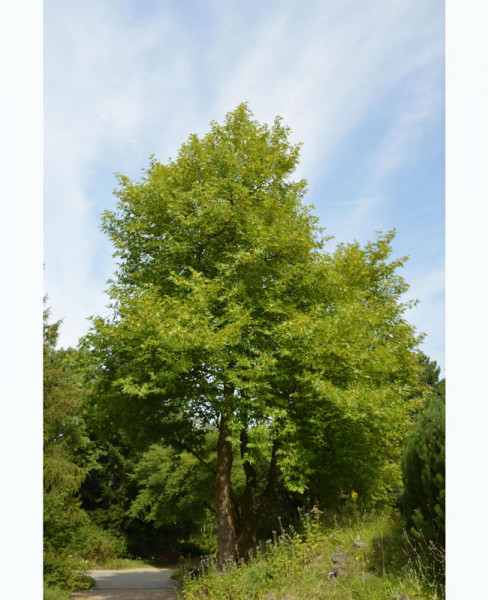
[215,410,237,567]
[237,433,280,561]
[237,429,258,560]
[237,514,258,560]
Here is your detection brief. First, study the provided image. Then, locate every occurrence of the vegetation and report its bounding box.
[43,106,445,598]
[43,301,96,594]
[401,355,445,586]
[180,510,444,599]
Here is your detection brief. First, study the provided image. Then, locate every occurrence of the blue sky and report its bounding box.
[44,0,445,371]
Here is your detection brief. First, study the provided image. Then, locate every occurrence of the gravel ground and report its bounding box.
[70,567,178,600]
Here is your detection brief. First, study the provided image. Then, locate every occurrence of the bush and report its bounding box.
[43,545,94,591]
[44,548,75,590]
[81,527,128,562]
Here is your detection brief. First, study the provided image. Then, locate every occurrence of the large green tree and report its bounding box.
[81,104,421,563]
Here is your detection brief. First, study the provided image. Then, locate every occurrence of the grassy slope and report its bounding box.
[180,511,444,600]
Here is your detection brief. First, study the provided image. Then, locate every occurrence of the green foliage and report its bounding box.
[401,356,445,547]
[43,310,93,500]
[80,103,324,449]
[79,434,138,533]
[79,105,423,559]
[43,301,131,588]
[128,432,283,552]
[401,355,445,591]
[401,395,445,544]
[417,352,442,388]
[130,440,216,541]
[43,544,94,591]
[43,301,98,588]
[78,526,128,562]
[43,585,71,600]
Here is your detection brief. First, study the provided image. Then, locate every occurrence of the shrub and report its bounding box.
[43,545,94,591]
[81,527,128,562]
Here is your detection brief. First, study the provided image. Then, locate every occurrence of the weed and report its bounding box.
[43,585,71,600]
[179,510,443,600]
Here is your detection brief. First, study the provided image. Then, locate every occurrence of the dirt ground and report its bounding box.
[70,567,178,600]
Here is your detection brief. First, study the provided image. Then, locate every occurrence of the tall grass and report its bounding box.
[43,586,71,600]
[180,510,444,600]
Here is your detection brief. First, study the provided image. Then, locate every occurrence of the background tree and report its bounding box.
[401,354,445,548]
[81,104,422,563]
[129,439,217,548]
[43,301,95,589]
[78,433,140,547]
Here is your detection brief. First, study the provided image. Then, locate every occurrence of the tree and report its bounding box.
[129,438,217,545]
[43,301,95,589]
[401,355,445,547]
[81,104,422,563]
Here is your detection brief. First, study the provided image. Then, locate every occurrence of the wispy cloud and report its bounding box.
[44,0,444,366]
[405,266,445,372]
[335,197,384,242]
[374,75,444,178]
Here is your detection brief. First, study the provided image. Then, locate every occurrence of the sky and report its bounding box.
[44,0,445,371]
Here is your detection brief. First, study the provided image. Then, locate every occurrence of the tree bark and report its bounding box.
[215,409,237,566]
[237,433,280,561]
[237,429,258,560]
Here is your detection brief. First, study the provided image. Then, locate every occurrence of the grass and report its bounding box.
[179,510,445,600]
[44,585,71,600]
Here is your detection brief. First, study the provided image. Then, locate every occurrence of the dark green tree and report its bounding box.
[401,355,445,548]
[129,440,216,545]
[81,104,422,563]
[43,301,95,589]
[79,434,138,534]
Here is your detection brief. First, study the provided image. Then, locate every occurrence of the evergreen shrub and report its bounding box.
[401,385,445,593]
[401,391,445,547]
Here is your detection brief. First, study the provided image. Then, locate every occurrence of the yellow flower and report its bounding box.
[351,490,358,501]
[355,556,360,561]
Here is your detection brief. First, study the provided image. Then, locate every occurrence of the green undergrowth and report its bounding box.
[85,557,163,569]
[43,585,72,600]
[68,555,170,571]
[180,511,444,600]
[44,548,96,592]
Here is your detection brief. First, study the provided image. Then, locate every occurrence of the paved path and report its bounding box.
[71,567,178,600]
